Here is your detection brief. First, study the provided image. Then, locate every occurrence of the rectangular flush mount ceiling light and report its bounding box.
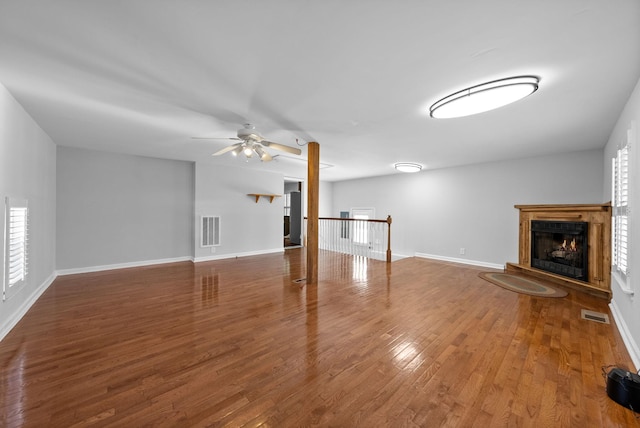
[430,76,539,119]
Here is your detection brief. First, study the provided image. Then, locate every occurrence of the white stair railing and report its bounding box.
[304,216,392,262]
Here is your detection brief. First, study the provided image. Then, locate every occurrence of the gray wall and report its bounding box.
[319,180,333,217]
[284,181,300,193]
[332,149,604,266]
[56,147,194,271]
[604,75,640,369]
[0,82,57,339]
[194,163,284,260]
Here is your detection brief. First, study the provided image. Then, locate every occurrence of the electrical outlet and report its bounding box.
[459,248,465,255]
[211,247,216,254]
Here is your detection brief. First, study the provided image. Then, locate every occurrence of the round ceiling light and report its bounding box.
[395,162,422,173]
[430,76,539,119]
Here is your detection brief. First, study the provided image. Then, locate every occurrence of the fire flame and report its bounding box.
[558,238,578,252]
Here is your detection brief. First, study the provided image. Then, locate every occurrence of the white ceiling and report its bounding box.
[1,1,639,182]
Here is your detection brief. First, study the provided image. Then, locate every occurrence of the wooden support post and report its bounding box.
[306,142,320,285]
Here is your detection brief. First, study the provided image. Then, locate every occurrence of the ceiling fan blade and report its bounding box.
[261,140,302,155]
[212,143,242,156]
[192,136,242,140]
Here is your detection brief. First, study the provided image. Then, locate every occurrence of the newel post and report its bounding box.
[386,215,392,263]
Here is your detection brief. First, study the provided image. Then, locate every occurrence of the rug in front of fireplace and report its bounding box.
[479,272,568,298]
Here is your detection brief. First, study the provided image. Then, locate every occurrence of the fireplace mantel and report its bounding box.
[506,203,612,299]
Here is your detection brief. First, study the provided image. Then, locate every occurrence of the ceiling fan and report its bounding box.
[194,124,302,161]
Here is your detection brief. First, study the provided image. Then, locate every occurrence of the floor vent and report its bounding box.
[581,309,610,324]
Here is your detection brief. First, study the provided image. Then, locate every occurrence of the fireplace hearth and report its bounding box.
[531,220,588,281]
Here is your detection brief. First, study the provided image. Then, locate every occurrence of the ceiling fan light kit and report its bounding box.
[395,162,422,173]
[430,76,539,119]
[230,146,243,157]
[201,123,301,162]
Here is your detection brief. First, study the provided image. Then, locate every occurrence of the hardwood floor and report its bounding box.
[0,249,637,427]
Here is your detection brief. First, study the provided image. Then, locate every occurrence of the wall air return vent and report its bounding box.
[201,216,221,247]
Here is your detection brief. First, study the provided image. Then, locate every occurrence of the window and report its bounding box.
[4,198,28,300]
[612,135,631,293]
[351,208,374,246]
[283,193,291,217]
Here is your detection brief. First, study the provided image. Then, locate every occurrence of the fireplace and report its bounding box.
[508,204,611,299]
[530,220,588,282]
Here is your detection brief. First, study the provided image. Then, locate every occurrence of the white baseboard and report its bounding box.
[0,272,57,342]
[56,256,194,276]
[194,247,284,263]
[56,249,286,275]
[414,252,504,270]
[609,300,640,371]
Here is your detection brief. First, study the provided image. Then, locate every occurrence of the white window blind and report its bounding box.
[4,198,28,300]
[612,141,631,292]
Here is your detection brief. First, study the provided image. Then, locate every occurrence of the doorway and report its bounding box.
[284,178,303,247]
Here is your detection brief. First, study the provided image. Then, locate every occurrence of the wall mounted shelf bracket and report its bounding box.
[248,193,281,203]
